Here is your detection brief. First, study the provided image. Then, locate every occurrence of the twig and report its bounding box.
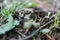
[40,17,45,25]
[50,14,56,19]
[15,29,26,37]
[24,29,29,34]
[0,16,3,21]
[46,34,52,40]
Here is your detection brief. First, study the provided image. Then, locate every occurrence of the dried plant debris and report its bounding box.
[0,0,60,40]
[0,7,60,40]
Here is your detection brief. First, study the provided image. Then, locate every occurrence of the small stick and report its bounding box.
[0,16,3,21]
[24,29,29,34]
[15,29,26,37]
[46,34,52,40]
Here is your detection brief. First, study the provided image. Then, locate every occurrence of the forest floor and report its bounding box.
[0,0,60,40]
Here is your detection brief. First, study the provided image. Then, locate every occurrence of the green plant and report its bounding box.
[0,14,19,34]
[53,12,60,28]
[0,0,38,35]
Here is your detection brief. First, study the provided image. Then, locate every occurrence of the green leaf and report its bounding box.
[4,10,10,16]
[31,2,38,7]
[14,20,20,26]
[10,4,16,13]
[23,21,32,29]
[0,12,2,16]
[41,29,50,34]
[54,12,59,28]
[0,14,20,35]
[25,2,38,7]
[24,14,30,20]
[0,14,14,34]
[0,28,6,34]
[32,22,40,28]
[54,18,59,28]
